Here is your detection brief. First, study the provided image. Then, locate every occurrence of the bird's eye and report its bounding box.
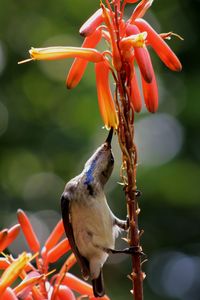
[110,154,114,164]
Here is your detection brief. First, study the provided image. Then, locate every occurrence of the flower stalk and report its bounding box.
[116,63,143,300]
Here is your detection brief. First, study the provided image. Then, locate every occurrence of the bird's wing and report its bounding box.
[61,194,90,280]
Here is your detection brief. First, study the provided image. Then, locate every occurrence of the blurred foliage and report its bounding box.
[0,0,200,299]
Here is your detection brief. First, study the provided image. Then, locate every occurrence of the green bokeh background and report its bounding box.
[0,0,200,299]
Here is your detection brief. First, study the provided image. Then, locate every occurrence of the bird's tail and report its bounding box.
[92,269,105,297]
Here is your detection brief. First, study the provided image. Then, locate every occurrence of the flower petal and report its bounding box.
[17,209,40,252]
[1,224,20,251]
[64,253,77,271]
[46,238,71,263]
[66,28,102,89]
[129,0,153,22]
[95,61,118,129]
[79,8,103,37]
[141,74,158,112]
[130,68,142,113]
[126,24,152,83]
[62,273,110,299]
[135,18,182,71]
[0,230,8,252]
[19,47,104,64]
[55,285,76,300]
[44,219,64,252]
[140,49,158,112]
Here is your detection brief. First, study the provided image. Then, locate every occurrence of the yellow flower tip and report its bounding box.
[107,114,119,130]
[120,31,147,50]
[29,47,39,59]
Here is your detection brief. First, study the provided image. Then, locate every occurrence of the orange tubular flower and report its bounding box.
[79,8,103,37]
[95,61,118,129]
[17,209,40,252]
[129,0,153,21]
[134,18,182,71]
[140,48,158,113]
[62,273,110,300]
[20,0,182,121]
[66,28,102,89]
[55,285,76,300]
[63,253,77,271]
[0,230,8,252]
[1,224,20,251]
[130,69,142,113]
[19,47,104,64]
[46,238,71,263]
[44,219,64,252]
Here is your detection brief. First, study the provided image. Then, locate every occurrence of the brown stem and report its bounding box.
[116,72,144,300]
[111,3,144,298]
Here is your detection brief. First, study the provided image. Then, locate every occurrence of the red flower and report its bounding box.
[0,209,110,299]
[20,0,182,120]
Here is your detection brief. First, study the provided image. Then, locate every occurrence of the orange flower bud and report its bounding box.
[129,0,153,22]
[46,238,71,263]
[140,49,158,112]
[44,219,64,252]
[130,69,142,113]
[142,73,158,113]
[17,209,40,252]
[1,224,20,251]
[62,273,109,299]
[135,18,182,71]
[55,285,76,300]
[95,61,118,129]
[79,8,103,37]
[66,28,102,89]
[0,230,8,252]
[64,253,77,271]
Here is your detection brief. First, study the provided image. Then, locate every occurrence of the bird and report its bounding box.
[61,129,129,297]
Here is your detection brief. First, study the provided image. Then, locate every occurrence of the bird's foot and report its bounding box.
[105,246,145,256]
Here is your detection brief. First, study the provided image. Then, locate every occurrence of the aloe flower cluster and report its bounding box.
[0,210,109,299]
[20,0,182,129]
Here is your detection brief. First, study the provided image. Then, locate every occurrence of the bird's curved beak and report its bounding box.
[105,128,113,146]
